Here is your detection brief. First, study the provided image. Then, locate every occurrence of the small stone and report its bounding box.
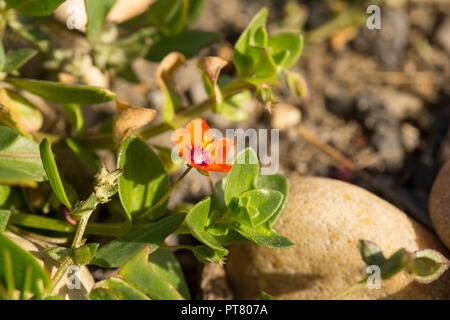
[270,103,301,130]
[226,176,450,300]
[374,8,409,69]
[378,89,424,120]
[430,161,450,250]
[401,123,421,152]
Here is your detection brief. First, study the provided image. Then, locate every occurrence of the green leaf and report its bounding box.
[5,78,116,104]
[220,91,251,121]
[0,126,47,186]
[192,245,227,265]
[358,240,386,266]
[85,0,117,44]
[0,233,50,298]
[91,213,185,268]
[411,249,449,284]
[379,249,409,280]
[238,189,283,227]
[253,174,288,225]
[147,248,190,299]
[231,222,294,249]
[43,247,71,263]
[61,104,85,138]
[0,185,10,207]
[119,247,184,300]
[5,0,65,16]
[268,33,303,71]
[118,136,170,222]
[0,88,43,135]
[3,49,37,73]
[90,278,149,300]
[233,8,269,78]
[146,30,221,62]
[186,197,228,256]
[65,138,100,171]
[186,0,204,25]
[72,243,99,265]
[260,291,276,300]
[243,46,278,81]
[148,0,187,36]
[224,148,259,206]
[234,8,268,55]
[0,42,5,71]
[0,210,11,232]
[39,138,72,210]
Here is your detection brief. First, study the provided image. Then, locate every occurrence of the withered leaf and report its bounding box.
[113,99,156,145]
[156,52,185,123]
[198,56,228,110]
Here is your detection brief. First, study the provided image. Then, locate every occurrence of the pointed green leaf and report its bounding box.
[253,174,288,225]
[3,49,38,73]
[5,0,65,16]
[0,126,47,186]
[230,222,294,249]
[238,189,283,227]
[268,33,303,71]
[412,249,449,284]
[147,248,190,299]
[61,104,85,138]
[224,148,259,205]
[39,138,72,210]
[43,247,71,263]
[5,78,116,104]
[0,210,11,232]
[148,0,187,36]
[0,42,5,71]
[85,0,117,44]
[192,245,227,265]
[0,233,50,298]
[72,243,99,265]
[119,247,184,300]
[91,213,185,268]
[186,197,227,256]
[118,136,170,221]
[186,0,204,25]
[359,240,386,266]
[379,249,409,280]
[90,278,149,300]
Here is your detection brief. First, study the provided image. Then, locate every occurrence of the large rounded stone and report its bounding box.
[226,176,450,299]
[5,232,95,300]
[430,161,450,250]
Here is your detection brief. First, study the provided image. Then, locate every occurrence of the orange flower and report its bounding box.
[174,118,234,173]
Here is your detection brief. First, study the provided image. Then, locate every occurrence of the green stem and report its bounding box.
[331,281,365,300]
[44,256,72,297]
[8,213,126,237]
[137,166,193,221]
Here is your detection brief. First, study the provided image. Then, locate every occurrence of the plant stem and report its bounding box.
[8,212,126,237]
[44,256,72,297]
[331,281,365,300]
[137,166,193,221]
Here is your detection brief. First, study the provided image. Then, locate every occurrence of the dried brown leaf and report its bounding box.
[113,99,156,145]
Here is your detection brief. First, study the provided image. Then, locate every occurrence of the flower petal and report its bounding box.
[204,138,234,165]
[186,118,213,148]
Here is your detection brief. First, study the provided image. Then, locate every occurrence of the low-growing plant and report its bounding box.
[0,3,306,300]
